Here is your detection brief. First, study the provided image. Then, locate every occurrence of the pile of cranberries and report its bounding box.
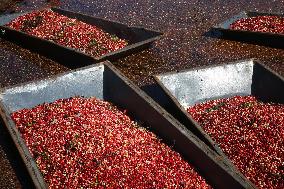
[230,15,284,34]
[187,95,284,189]
[6,9,128,58]
[11,97,211,189]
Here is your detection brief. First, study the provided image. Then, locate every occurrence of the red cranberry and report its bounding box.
[6,10,128,58]
[187,95,284,189]
[12,97,211,189]
[230,15,284,34]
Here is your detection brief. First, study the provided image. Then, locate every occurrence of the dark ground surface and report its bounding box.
[0,0,20,13]
[0,0,283,188]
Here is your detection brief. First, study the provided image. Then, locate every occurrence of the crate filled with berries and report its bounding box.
[5,9,128,58]
[154,59,284,189]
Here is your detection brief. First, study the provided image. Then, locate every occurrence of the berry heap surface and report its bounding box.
[6,10,128,58]
[188,95,284,189]
[12,96,211,189]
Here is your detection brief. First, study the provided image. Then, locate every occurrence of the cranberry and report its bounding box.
[187,95,284,189]
[11,97,211,189]
[6,10,128,58]
[230,15,284,34]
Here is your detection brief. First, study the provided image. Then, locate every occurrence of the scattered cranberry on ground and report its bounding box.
[6,9,128,58]
[230,15,284,34]
[11,96,211,189]
[187,95,284,189]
